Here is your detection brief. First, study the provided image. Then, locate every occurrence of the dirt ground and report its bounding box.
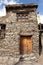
[38,47,43,65]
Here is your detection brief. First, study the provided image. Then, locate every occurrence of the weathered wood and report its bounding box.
[20,36,32,54]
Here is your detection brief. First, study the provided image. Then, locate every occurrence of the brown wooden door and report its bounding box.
[27,38,32,53]
[20,36,32,54]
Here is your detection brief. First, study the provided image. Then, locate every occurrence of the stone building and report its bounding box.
[0,4,39,65]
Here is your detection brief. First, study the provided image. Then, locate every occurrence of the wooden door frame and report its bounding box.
[20,35,32,55]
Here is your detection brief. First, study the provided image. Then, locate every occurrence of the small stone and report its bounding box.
[29,53,34,57]
[31,56,36,60]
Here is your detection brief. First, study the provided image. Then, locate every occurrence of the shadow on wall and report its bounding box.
[39,32,42,56]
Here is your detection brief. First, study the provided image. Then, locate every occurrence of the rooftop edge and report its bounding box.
[6,4,38,9]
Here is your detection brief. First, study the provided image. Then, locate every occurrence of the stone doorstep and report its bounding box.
[19,54,37,61]
[20,53,35,57]
[22,56,36,61]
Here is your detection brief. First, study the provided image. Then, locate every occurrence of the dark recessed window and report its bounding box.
[0,24,6,39]
[38,25,40,30]
[38,24,43,30]
[41,25,43,29]
[17,12,28,21]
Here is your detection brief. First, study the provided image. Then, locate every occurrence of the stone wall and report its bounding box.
[0,4,39,65]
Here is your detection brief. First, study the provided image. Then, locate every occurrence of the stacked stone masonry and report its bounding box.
[0,4,39,65]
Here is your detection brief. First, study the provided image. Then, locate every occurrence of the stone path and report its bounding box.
[38,55,43,65]
[14,53,43,65]
[14,55,43,65]
[38,47,43,65]
[38,36,43,64]
[15,60,42,65]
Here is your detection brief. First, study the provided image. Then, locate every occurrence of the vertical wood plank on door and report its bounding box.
[27,38,32,52]
[20,37,27,54]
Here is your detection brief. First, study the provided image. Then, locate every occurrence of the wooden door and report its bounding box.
[27,38,32,53]
[20,36,32,54]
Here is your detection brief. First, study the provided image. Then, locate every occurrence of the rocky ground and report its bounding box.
[37,41,43,65]
[14,55,43,65]
[15,61,42,65]
[38,48,43,65]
